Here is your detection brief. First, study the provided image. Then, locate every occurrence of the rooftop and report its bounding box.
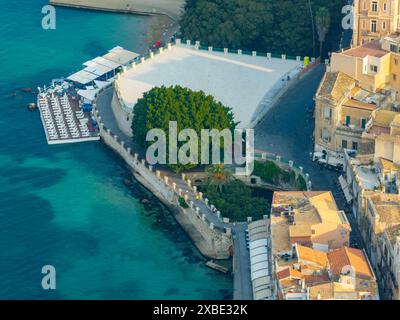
[342,40,387,58]
[327,247,374,280]
[371,109,399,128]
[316,71,356,102]
[368,193,400,224]
[296,245,328,268]
[354,165,380,190]
[271,192,350,255]
[116,43,302,128]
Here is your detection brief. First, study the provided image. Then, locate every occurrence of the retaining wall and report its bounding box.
[92,107,232,259]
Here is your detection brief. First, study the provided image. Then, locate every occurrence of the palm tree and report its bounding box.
[308,0,316,57]
[316,7,331,59]
[206,164,233,193]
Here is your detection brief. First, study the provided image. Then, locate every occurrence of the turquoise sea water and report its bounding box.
[0,0,232,299]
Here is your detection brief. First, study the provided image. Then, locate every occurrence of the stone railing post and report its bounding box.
[247,217,253,223]
[252,51,257,57]
[156,170,161,178]
[262,153,267,160]
[224,48,228,54]
[281,54,286,60]
[208,46,213,52]
[238,49,242,55]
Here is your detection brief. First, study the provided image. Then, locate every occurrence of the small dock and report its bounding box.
[206,261,230,274]
[37,86,100,145]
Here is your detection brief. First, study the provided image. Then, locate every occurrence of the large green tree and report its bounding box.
[180,0,346,57]
[132,85,236,173]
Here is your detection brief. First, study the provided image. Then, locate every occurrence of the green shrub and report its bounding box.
[200,180,269,221]
[178,197,189,208]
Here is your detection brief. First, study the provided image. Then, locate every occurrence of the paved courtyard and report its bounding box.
[117,43,302,128]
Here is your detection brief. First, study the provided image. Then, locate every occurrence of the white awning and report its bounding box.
[339,175,353,203]
[89,56,121,69]
[94,80,112,90]
[84,61,113,76]
[77,89,98,102]
[68,70,98,85]
[103,46,139,65]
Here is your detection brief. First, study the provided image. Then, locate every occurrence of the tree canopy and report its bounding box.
[180,0,346,58]
[131,85,236,172]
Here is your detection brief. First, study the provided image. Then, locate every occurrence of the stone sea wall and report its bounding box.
[92,105,232,259]
[49,0,184,20]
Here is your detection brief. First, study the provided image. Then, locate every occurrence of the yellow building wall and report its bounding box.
[312,223,350,249]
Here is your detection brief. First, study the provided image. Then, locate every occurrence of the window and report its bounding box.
[394,74,397,81]
[342,140,348,149]
[372,1,378,12]
[352,141,358,150]
[382,21,386,30]
[361,118,367,129]
[323,106,332,120]
[371,20,377,33]
[384,3,387,11]
[321,128,331,143]
[395,58,399,65]
[390,44,399,53]
[345,115,351,125]
[370,64,378,72]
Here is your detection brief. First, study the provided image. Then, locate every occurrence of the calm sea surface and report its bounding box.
[0,0,232,299]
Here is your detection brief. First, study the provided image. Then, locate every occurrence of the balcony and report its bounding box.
[336,124,365,134]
